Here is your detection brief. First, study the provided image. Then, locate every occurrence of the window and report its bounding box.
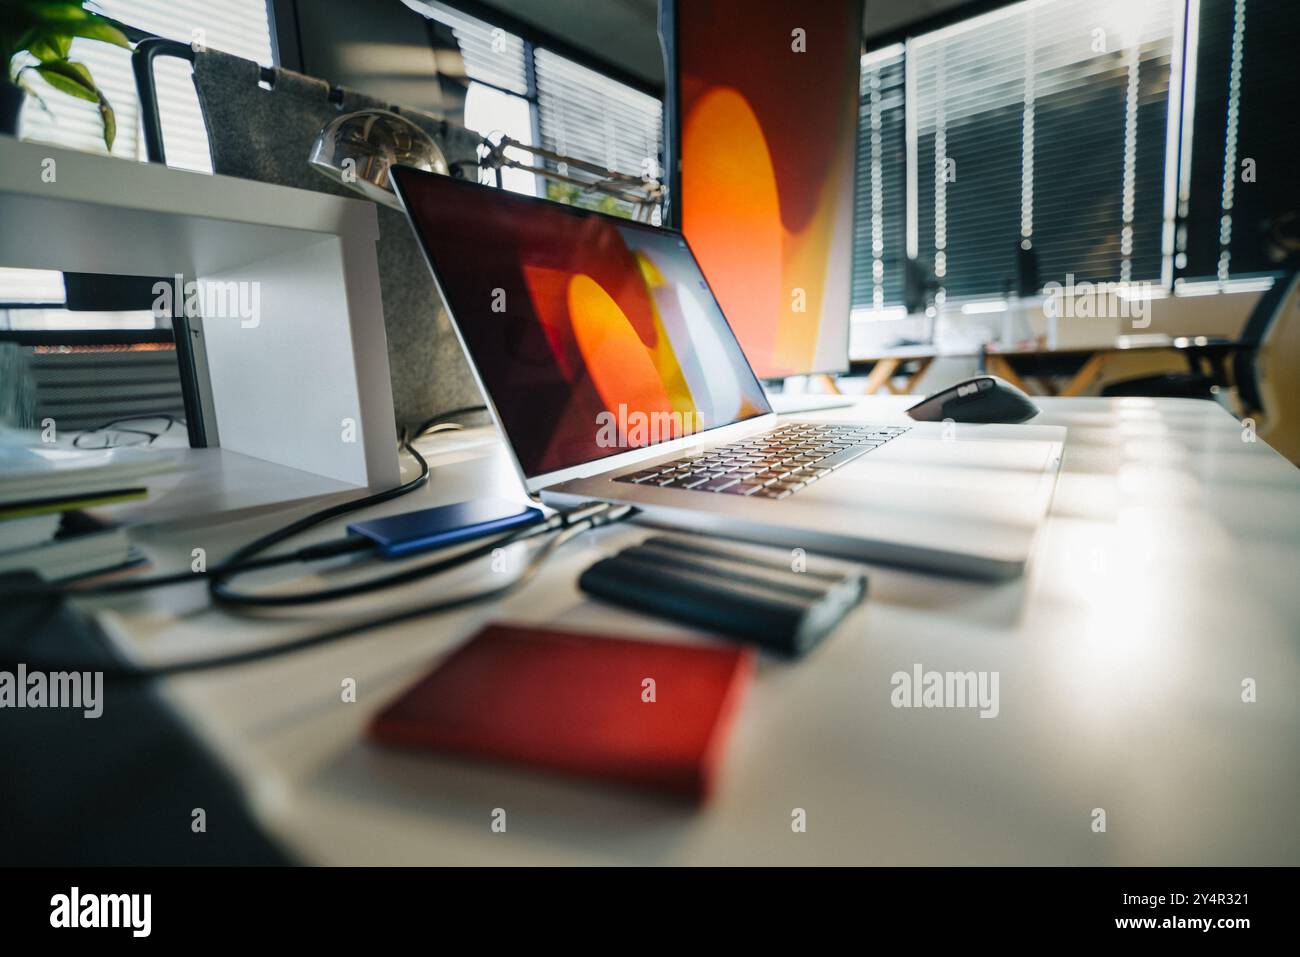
[420,2,539,196]
[4,1,275,331]
[0,265,158,332]
[534,49,663,218]
[854,0,1300,313]
[418,1,664,219]
[852,45,907,311]
[907,0,1182,304]
[1180,0,1300,281]
[18,0,274,171]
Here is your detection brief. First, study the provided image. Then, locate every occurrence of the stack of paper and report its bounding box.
[0,444,184,582]
[0,445,183,505]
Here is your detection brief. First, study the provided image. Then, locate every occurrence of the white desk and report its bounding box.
[88,397,1300,865]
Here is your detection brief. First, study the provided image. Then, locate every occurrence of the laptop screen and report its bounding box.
[392,168,772,479]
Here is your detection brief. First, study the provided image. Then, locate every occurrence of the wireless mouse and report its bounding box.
[905,375,1039,424]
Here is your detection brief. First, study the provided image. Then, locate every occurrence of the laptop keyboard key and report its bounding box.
[618,467,668,482]
[720,482,765,496]
[621,424,909,500]
[814,444,876,471]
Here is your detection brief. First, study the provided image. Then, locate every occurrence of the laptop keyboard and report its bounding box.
[613,423,911,500]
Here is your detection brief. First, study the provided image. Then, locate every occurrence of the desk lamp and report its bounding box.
[309,109,449,209]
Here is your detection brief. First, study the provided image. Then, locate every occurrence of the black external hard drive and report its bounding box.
[578,535,866,656]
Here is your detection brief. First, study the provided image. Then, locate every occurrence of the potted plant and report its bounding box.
[1,1,131,148]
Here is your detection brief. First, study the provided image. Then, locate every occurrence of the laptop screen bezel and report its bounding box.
[389,165,775,496]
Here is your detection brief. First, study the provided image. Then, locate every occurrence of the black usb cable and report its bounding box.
[4,501,634,680]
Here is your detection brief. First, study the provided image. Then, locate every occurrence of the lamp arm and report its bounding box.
[477,133,665,218]
[492,155,656,207]
[490,135,650,186]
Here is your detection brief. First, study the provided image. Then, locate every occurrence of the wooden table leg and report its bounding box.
[1059,352,1108,397]
[813,373,843,395]
[887,356,933,395]
[986,355,1033,394]
[862,357,902,395]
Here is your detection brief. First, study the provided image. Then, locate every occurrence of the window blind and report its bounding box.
[417,2,537,194]
[534,48,663,217]
[17,36,140,161]
[17,0,274,172]
[416,2,663,219]
[906,0,1180,301]
[852,45,907,310]
[419,1,529,96]
[1181,0,1300,281]
[5,1,274,322]
[0,268,65,305]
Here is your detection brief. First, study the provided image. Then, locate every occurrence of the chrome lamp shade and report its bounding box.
[308,109,448,208]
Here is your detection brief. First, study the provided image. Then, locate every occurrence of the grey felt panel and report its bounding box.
[190,49,487,435]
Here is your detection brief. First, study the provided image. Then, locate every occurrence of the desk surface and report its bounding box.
[91,397,1300,865]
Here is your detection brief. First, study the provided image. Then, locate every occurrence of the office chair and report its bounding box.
[1235,270,1300,464]
[1098,367,1219,400]
[1101,269,1298,403]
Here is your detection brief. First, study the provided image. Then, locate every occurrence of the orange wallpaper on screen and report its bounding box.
[678,0,861,378]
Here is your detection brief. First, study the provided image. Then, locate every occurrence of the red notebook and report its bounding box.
[369,623,754,801]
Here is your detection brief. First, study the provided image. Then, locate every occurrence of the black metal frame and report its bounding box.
[132,38,195,167]
[266,0,304,72]
[657,0,679,229]
[128,37,225,448]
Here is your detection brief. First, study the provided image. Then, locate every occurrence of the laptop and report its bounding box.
[391,167,1064,579]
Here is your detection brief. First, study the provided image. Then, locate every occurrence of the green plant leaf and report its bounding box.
[33,58,98,102]
[64,19,131,50]
[17,76,53,118]
[19,4,95,24]
[98,90,114,150]
[7,29,44,81]
[6,2,127,149]
[28,34,72,62]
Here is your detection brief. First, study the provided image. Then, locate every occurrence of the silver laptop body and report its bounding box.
[391,167,1064,580]
[540,416,1062,579]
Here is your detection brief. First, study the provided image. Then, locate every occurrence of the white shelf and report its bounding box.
[0,136,399,490]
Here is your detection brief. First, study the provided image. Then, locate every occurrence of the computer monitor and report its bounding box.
[666,0,864,380]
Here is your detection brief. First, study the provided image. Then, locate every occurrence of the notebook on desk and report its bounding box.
[369,623,755,801]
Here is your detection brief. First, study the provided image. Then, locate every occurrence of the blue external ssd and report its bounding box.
[348,498,545,559]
